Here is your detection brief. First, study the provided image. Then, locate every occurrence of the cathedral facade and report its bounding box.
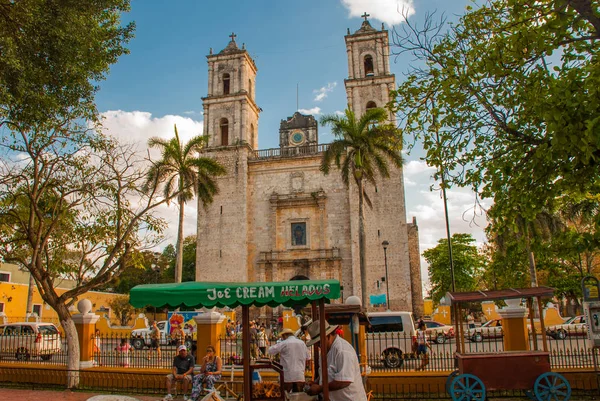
[196,19,423,314]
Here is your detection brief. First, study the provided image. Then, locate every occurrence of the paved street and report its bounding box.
[0,388,596,401]
[0,388,160,401]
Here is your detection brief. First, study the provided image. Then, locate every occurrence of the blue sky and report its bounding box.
[96,0,489,292]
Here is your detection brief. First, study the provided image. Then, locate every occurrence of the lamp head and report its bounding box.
[382,240,389,249]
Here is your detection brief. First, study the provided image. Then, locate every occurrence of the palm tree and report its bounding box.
[145,125,226,283]
[320,107,403,308]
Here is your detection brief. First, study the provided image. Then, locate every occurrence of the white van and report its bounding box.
[366,311,416,368]
[0,322,62,361]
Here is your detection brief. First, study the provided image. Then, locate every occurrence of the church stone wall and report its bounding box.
[196,147,250,282]
[247,155,353,290]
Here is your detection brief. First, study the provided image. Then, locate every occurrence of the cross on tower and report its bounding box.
[361,12,370,21]
[229,32,237,42]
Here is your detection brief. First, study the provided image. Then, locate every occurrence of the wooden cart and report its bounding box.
[446,287,571,401]
[130,280,341,401]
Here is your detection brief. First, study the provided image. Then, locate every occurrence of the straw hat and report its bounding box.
[306,320,338,347]
[279,328,295,337]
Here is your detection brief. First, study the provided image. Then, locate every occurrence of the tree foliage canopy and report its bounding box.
[0,0,134,130]
[390,0,600,232]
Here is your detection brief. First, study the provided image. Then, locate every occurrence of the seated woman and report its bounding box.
[191,345,222,399]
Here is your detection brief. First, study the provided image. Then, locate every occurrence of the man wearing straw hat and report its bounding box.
[305,320,367,401]
[267,328,310,393]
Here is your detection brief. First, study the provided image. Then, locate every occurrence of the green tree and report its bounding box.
[390,0,600,244]
[145,125,226,283]
[424,233,485,304]
[0,1,137,386]
[162,235,197,282]
[100,250,170,294]
[0,134,175,385]
[0,0,134,130]
[108,295,137,326]
[320,107,403,307]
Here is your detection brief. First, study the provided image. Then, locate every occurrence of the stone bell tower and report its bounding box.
[344,13,396,122]
[203,33,260,150]
[342,15,416,311]
[196,34,259,283]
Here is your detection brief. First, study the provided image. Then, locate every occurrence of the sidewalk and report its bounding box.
[0,388,163,401]
[0,388,595,401]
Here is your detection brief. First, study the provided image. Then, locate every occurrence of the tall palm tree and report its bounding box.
[320,107,403,308]
[145,125,226,283]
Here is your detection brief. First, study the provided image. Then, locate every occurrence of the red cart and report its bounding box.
[446,287,571,401]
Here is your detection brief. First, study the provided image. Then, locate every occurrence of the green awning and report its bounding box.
[129,279,341,309]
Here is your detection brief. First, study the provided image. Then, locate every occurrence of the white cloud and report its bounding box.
[403,159,436,177]
[341,0,415,26]
[334,110,345,116]
[313,82,337,102]
[183,110,203,116]
[100,110,205,248]
[298,107,321,115]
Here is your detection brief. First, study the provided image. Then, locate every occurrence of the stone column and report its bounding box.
[497,299,529,351]
[72,299,100,369]
[194,311,226,359]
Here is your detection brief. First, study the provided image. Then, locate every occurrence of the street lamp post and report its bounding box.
[382,240,390,311]
[153,265,160,320]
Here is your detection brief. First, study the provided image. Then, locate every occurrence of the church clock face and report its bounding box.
[289,130,306,145]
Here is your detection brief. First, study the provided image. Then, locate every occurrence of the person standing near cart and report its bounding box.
[305,320,367,401]
[267,328,310,393]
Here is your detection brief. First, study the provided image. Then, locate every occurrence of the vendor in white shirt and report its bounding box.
[306,320,367,401]
[267,328,310,392]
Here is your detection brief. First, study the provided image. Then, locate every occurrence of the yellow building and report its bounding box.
[0,262,132,326]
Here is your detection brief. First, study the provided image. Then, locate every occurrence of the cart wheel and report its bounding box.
[449,373,485,401]
[445,370,460,395]
[533,372,571,401]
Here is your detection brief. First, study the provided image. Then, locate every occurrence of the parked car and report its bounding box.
[468,318,503,342]
[366,311,416,368]
[546,315,587,340]
[420,320,455,344]
[0,322,62,361]
[130,320,193,350]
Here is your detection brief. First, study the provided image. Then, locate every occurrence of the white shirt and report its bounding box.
[319,336,367,401]
[267,335,309,383]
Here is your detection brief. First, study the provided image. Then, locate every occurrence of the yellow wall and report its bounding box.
[431,305,451,325]
[423,299,433,317]
[0,281,134,327]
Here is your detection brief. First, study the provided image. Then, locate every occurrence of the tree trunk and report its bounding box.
[523,224,538,287]
[523,223,539,318]
[358,179,368,309]
[175,195,185,283]
[26,273,35,316]
[56,303,81,388]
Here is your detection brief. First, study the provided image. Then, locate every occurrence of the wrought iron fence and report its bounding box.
[362,328,594,372]
[218,334,280,366]
[0,325,68,365]
[95,332,194,369]
[0,326,594,372]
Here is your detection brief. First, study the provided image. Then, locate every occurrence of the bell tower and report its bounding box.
[344,13,396,122]
[202,33,260,149]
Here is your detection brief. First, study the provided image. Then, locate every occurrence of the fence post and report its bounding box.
[194,311,225,358]
[72,299,100,368]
